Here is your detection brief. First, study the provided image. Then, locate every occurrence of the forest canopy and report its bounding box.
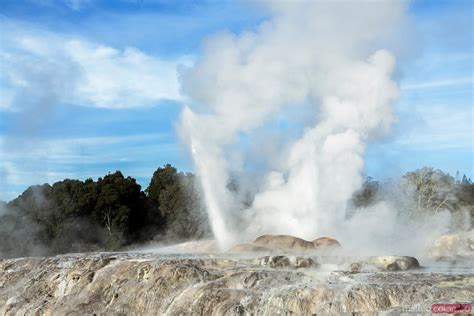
[0,164,210,258]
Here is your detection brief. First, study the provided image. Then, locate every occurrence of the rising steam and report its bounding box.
[178,0,445,253]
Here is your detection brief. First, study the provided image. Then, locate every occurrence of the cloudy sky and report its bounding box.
[0,0,472,201]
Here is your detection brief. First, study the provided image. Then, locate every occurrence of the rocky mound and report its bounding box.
[229,234,341,254]
[253,234,315,252]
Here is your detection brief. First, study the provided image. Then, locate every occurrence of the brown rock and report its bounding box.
[312,237,341,249]
[253,234,314,252]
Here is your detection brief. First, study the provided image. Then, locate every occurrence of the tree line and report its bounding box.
[0,165,472,258]
[351,167,474,228]
[0,164,210,258]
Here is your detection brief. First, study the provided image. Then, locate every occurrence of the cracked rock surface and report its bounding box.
[0,252,472,315]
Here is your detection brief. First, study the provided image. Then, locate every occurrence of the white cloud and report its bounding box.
[64,41,188,108]
[401,77,472,90]
[0,24,190,110]
[395,105,472,150]
[0,133,180,201]
[0,133,175,163]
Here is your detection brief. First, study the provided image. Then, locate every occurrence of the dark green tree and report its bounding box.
[147,166,210,240]
[146,164,179,207]
[93,171,148,248]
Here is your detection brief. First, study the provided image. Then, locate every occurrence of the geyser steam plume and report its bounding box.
[179,1,411,250]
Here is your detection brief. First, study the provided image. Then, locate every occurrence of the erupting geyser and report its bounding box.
[179,0,411,250]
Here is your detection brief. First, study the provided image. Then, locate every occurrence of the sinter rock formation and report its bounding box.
[1,234,472,315]
[1,252,472,315]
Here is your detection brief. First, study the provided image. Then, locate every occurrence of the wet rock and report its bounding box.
[348,257,419,273]
[350,263,362,273]
[258,256,315,269]
[293,257,315,268]
[253,235,314,252]
[368,256,420,271]
[259,255,292,268]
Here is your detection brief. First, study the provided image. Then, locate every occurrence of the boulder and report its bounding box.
[368,256,420,271]
[258,255,315,269]
[293,257,315,268]
[312,237,341,249]
[259,255,292,268]
[253,235,314,252]
[350,262,362,273]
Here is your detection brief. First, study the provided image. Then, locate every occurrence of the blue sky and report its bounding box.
[0,0,472,201]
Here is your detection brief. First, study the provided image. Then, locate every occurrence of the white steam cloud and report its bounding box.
[179,0,425,251]
[0,23,188,111]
